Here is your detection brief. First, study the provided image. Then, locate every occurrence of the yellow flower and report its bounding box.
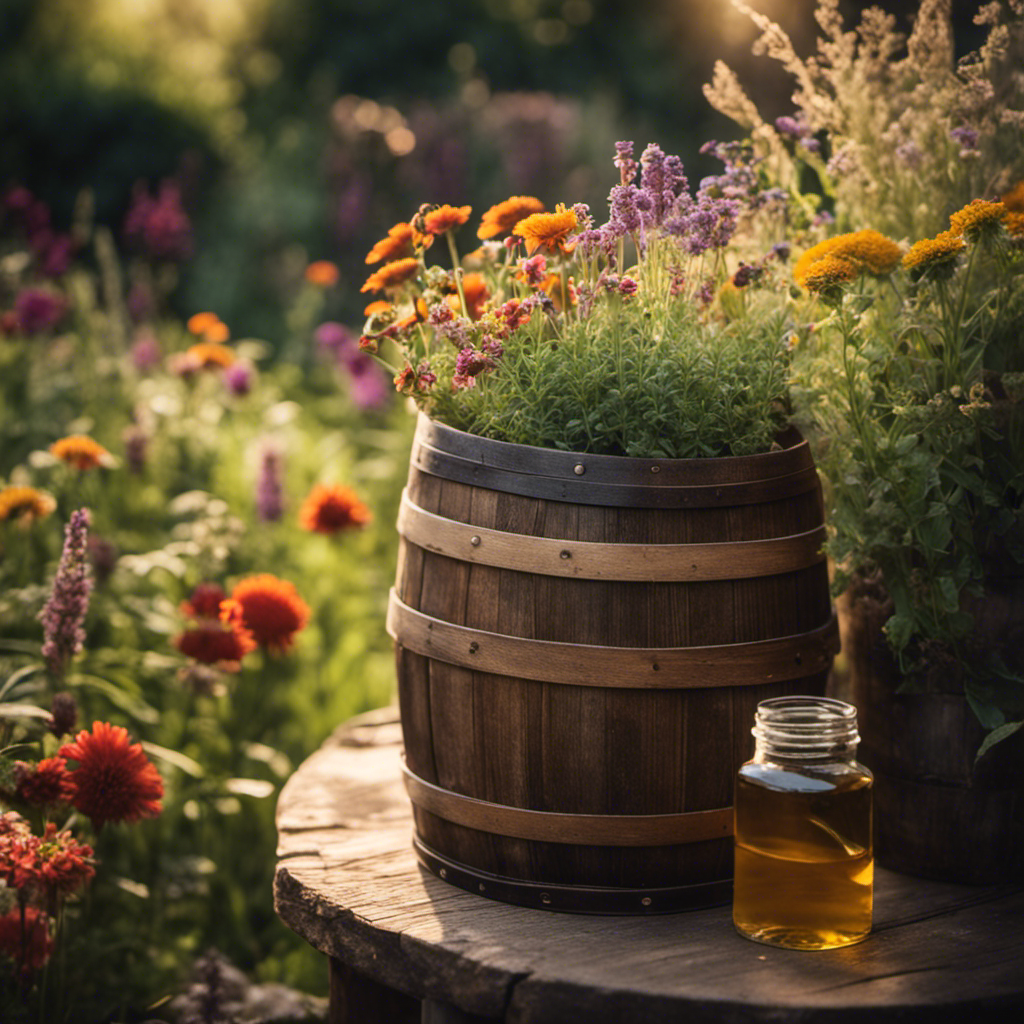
[793,230,902,287]
[0,485,57,524]
[799,255,859,295]
[948,199,1006,240]
[50,435,115,470]
[513,204,578,256]
[477,196,545,240]
[902,230,966,272]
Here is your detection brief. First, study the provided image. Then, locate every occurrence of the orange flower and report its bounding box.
[0,485,56,524]
[305,260,340,287]
[186,342,235,369]
[422,204,472,235]
[446,272,490,319]
[949,199,1007,240]
[220,574,310,653]
[365,223,415,264]
[513,203,578,255]
[187,312,230,343]
[1003,181,1024,213]
[50,436,114,471]
[793,230,902,286]
[299,483,372,534]
[363,300,393,317]
[1006,211,1024,238]
[477,196,545,239]
[59,721,164,829]
[361,257,421,294]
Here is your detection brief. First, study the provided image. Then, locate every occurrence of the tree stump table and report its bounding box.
[274,707,1024,1023]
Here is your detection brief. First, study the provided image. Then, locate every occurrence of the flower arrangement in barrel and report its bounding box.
[356,141,800,460]
[708,0,1024,751]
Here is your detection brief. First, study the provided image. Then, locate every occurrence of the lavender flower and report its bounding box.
[639,144,689,227]
[614,141,638,186]
[679,196,740,256]
[950,125,980,154]
[40,509,93,680]
[256,446,284,523]
[895,140,924,169]
[606,185,653,254]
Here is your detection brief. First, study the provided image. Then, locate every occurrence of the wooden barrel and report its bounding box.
[389,413,838,913]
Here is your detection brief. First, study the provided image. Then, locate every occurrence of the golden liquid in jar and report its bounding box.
[733,766,873,950]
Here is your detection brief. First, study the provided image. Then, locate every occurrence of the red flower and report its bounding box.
[0,906,53,975]
[60,722,164,829]
[175,622,254,668]
[181,582,227,620]
[1,823,94,903]
[219,574,310,653]
[298,483,372,535]
[13,757,75,808]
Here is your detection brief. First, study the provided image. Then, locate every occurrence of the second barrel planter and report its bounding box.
[389,414,838,913]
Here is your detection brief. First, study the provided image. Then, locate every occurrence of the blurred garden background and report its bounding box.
[0,1,996,1020]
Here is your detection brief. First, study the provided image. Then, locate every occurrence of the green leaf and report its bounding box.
[140,741,204,778]
[0,703,52,721]
[975,721,1024,763]
[0,639,43,656]
[224,778,275,799]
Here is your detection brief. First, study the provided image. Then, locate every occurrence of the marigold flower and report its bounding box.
[902,230,966,273]
[0,906,53,975]
[793,230,902,286]
[799,254,859,296]
[305,260,340,286]
[361,257,421,294]
[513,204,579,256]
[0,485,56,524]
[220,574,311,653]
[50,435,115,470]
[1002,181,1024,213]
[299,483,372,534]
[59,721,164,829]
[363,300,393,317]
[949,199,1007,240]
[365,223,415,264]
[1006,211,1024,239]
[186,312,230,343]
[13,757,75,808]
[477,196,545,239]
[446,272,490,320]
[186,342,235,369]
[422,204,472,235]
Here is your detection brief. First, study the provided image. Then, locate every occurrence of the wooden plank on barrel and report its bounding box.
[275,715,1024,1023]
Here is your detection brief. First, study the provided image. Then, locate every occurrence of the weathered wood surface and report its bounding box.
[275,709,1024,1023]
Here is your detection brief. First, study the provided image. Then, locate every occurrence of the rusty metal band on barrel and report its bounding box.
[387,590,840,688]
[397,491,827,582]
[402,760,734,846]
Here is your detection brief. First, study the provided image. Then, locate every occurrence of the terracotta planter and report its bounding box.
[389,414,838,913]
[839,585,1024,884]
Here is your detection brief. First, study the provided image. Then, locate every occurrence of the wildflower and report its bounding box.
[948,199,1007,241]
[123,180,193,262]
[606,186,652,250]
[793,230,903,286]
[220,574,311,653]
[950,125,980,155]
[50,435,115,470]
[13,758,75,808]
[639,143,689,226]
[223,360,255,396]
[361,257,421,294]
[39,509,92,680]
[186,342,235,369]
[0,906,53,975]
[902,230,967,278]
[47,692,78,738]
[447,272,490,320]
[0,485,56,525]
[1006,212,1024,239]
[614,141,638,186]
[305,260,340,287]
[421,204,473,236]
[298,483,372,534]
[3,823,94,903]
[1003,181,1024,212]
[175,623,254,668]
[799,254,859,301]
[619,276,639,298]
[394,360,437,395]
[182,582,226,619]
[186,312,230,344]
[315,321,355,357]
[345,357,389,410]
[677,196,740,256]
[130,328,162,371]
[477,196,545,240]
[14,288,65,334]
[363,300,393,318]
[365,223,415,264]
[513,204,579,256]
[60,721,164,829]
[256,446,284,523]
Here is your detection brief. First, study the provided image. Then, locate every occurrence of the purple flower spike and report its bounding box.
[614,142,638,186]
[40,509,93,680]
[15,288,65,334]
[256,446,284,523]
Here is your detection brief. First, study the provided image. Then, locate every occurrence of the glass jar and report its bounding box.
[733,696,873,950]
